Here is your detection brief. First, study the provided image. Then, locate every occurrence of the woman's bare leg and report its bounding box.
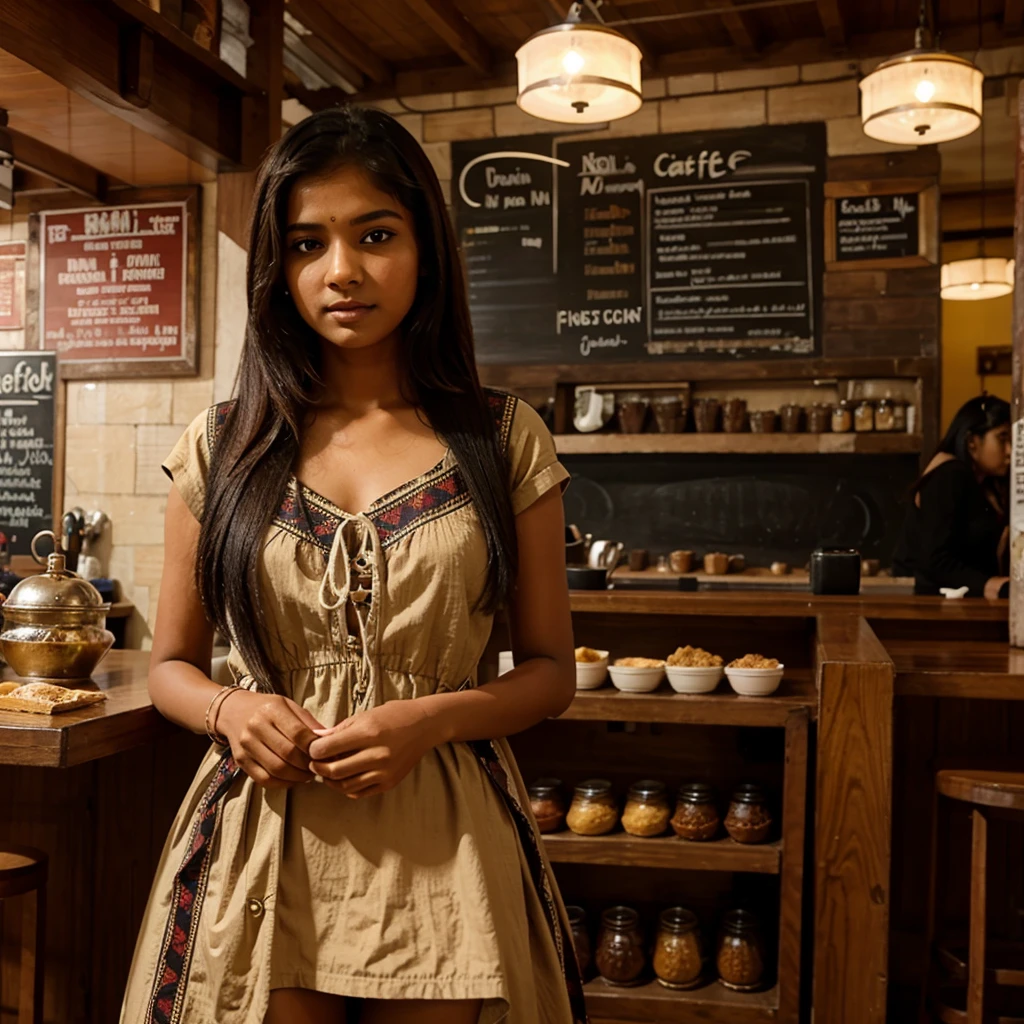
[362,998,482,1024]
[263,987,346,1024]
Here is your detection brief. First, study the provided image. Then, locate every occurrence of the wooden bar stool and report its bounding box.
[0,845,48,1024]
[922,770,1024,1024]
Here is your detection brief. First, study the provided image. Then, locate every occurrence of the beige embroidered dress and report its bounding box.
[119,391,586,1024]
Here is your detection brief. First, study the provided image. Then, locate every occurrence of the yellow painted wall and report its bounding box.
[941,293,1014,432]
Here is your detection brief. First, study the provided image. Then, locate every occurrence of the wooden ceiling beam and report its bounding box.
[402,0,492,74]
[7,128,111,202]
[712,0,760,58]
[285,0,393,84]
[540,0,570,20]
[0,0,251,169]
[816,0,847,49]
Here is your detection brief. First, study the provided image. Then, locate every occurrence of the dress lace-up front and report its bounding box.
[120,391,585,1024]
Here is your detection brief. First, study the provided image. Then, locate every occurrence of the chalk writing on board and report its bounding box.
[0,352,56,555]
[834,192,919,262]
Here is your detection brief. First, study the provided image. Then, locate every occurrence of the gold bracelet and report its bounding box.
[204,685,237,746]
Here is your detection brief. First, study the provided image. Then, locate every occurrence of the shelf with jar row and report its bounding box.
[554,431,923,456]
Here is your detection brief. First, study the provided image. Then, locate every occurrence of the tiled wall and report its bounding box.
[2,45,1017,650]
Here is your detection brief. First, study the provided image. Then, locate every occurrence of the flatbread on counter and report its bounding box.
[0,682,107,714]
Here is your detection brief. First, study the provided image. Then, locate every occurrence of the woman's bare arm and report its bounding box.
[149,484,323,786]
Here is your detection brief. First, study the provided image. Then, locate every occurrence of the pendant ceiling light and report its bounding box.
[940,73,1012,302]
[516,2,642,124]
[860,0,982,145]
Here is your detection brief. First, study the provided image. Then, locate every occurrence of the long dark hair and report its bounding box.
[912,394,1011,498]
[196,106,517,691]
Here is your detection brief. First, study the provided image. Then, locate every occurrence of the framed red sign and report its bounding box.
[0,241,25,331]
[38,187,199,378]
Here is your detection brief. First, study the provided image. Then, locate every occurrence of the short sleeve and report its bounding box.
[161,406,214,521]
[507,399,570,515]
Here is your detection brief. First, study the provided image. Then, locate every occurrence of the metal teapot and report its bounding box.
[0,530,113,685]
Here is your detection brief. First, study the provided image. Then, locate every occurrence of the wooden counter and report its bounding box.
[0,649,173,767]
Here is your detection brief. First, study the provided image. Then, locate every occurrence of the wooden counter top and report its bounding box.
[571,589,1008,621]
[0,650,178,768]
[889,639,1024,699]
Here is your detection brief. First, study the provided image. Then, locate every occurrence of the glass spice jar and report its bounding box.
[653,907,705,990]
[831,399,852,433]
[724,783,773,844]
[892,400,907,433]
[671,781,720,841]
[780,404,803,433]
[749,410,777,434]
[716,909,766,991]
[854,399,875,432]
[616,392,650,434]
[566,905,592,977]
[595,906,647,986]
[651,394,684,433]
[528,777,567,834]
[807,403,832,433]
[693,397,721,433]
[621,779,671,838]
[874,398,895,432]
[722,398,748,433]
[566,779,619,836]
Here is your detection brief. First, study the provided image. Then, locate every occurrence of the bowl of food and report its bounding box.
[725,654,784,696]
[665,645,724,693]
[574,646,609,690]
[608,657,665,693]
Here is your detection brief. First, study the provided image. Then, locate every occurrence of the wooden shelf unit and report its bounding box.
[583,978,780,1024]
[513,665,811,1022]
[543,832,783,874]
[554,432,923,456]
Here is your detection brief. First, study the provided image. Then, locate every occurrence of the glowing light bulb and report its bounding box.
[914,77,935,103]
[970,281,980,290]
[562,49,585,75]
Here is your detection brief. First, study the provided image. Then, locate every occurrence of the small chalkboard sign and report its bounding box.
[834,192,919,261]
[824,181,937,270]
[0,351,56,555]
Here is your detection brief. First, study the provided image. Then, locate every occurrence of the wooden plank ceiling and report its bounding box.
[283,0,1023,101]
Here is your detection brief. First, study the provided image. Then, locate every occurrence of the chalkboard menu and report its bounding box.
[833,192,919,262]
[0,352,56,555]
[453,123,825,364]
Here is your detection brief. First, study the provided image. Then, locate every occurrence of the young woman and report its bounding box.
[893,395,1011,599]
[120,107,585,1024]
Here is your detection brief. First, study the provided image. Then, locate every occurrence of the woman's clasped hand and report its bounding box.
[217,688,441,798]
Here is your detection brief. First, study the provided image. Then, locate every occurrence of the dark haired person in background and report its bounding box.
[894,395,1011,599]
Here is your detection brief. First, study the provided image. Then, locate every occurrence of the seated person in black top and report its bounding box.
[893,395,1010,599]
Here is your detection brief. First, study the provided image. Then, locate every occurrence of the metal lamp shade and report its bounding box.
[516,21,642,124]
[860,50,982,145]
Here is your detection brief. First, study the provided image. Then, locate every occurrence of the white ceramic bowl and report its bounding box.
[725,665,784,697]
[665,665,724,694]
[608,663,666,693]
[575,651,609,690]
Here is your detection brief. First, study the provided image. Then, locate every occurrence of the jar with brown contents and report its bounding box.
[566,905,592,977]
[566,779,619,836]
[724,783,773,844]
[671,781,720,841]
[621,779,671,837]
[653,907,704,989]
[528,777,567,833]
[807,403,832,433]
[854,399,875,432]
[716,909,766,991]
[831,399,852,433]
[874,397,895,432]
[595,905,646,986]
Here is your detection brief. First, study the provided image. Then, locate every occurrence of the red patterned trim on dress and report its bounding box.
[469,736,589,1024]
[146,752,242,1024]
[269,389,519,553]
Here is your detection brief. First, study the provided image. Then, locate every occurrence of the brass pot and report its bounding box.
[0,530,113,685]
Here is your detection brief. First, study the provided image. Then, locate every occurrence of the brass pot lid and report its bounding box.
[3,530,108,613]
